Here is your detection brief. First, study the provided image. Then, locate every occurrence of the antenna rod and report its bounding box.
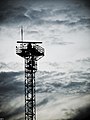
[21,26,23,41]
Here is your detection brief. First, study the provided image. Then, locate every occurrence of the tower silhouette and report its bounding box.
[16,27,44,120]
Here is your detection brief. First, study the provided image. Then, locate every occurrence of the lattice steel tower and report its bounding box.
[16,27,44,120]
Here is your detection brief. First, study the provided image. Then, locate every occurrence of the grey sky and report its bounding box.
[0,0,90,120]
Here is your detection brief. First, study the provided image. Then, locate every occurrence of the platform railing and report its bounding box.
[16,43,44,56]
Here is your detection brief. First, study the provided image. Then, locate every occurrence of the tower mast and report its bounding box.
[16,28,44,120]
[21,26,23,41]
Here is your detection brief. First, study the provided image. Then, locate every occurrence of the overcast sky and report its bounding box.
[0,0,90,120]
[0,0,90,66]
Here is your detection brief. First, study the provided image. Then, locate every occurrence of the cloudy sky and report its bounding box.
[0,0,90,120]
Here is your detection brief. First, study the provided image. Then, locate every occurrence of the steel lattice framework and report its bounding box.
[16,41,44,120]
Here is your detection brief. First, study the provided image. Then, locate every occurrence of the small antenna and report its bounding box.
[21,26,24,48]
[21,26,24,41]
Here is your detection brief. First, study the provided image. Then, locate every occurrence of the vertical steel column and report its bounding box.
[25,55,37,120]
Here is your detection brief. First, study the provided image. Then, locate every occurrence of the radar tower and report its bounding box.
[16,27,44,120]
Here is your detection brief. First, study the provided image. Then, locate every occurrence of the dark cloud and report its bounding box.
[0,71,24,102]
[37,93,90,120]
[0,61,90,119]
[37,98,49,107]
[0,5,28,25]
[36,69,90,93]
[26,8,90,28]
[63,81,86,89]
[0,0,89,27]
[76,0,90,8]
[0,70,24,119]
[26,8,50,20]
[67,105,90,120]
[67,18,90,28]
[36,58,90,93]
[0,106,24,120]
[79,18,90,25]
